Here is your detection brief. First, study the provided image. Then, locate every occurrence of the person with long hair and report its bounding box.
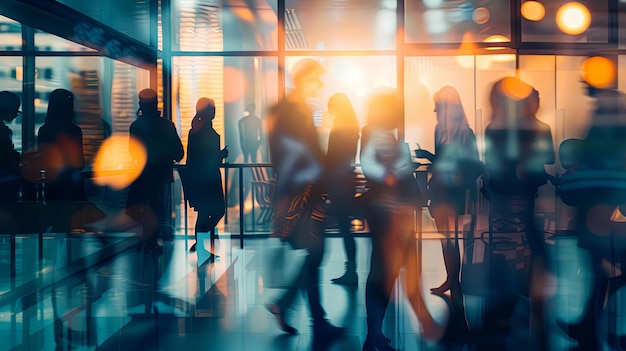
[427,86,480,297]
[326,92,360,284]
[38,88,85,232]
[184,98,228,255]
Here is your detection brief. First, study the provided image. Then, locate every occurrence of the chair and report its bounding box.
[251,166,275,225]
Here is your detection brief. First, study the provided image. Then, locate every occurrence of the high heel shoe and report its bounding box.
[267,303,298,335]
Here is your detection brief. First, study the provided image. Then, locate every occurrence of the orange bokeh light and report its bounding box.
[224,67,246,103]
[521,1,546,22]
[501,76,533,101]
[93,134,147,190]
[556,2,591,35]
[581,56,616,89]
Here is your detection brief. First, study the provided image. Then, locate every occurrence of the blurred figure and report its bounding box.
[422,86,480,297]
[557,67,626,350]
[265,58,345,338]
[184,98,228,255]
[238,102,263,163]
[126,89,184,252]
[38,88,86,232]
[483,77,555,349]
[0,91,21,231]
[360,89,442,351]
[326,92,360,285]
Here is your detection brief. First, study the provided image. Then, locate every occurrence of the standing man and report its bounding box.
[265,58,345,339]
[238,103,262,163]
[126,89,184,251]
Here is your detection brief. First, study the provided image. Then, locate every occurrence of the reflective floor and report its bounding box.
[1,219,625,350]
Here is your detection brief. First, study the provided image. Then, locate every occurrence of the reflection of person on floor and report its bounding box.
[360,89,443,351]
[126,89,184,252]
[238,103,262,163]
[0,91,21,231]
[265,58,345,339]
[325,93,360,285]
[185,98,228,256]
[557,61,626,350]
[483,77,555,350]
[38,89,86,232]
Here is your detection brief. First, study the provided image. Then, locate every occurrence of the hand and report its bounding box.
[414,149,435,161]
[220,146,229,159]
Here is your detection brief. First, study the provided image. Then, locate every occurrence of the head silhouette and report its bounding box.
[46,89,74,123]
[138,89,158,116]
[245,103,256,115]
[328,92,358,131]
[192,98,216,131]
[291,58,325,99]
[0,91,20,123]
[366,88,401,131]
[490,77,539,125]
[434,86,470,144]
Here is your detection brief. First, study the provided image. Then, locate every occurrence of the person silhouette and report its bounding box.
[360,89,443,351]
[265,58,345,338]
[126,88,184,252]
[184,98,228,255]
[425,86,480,297]
[37,88,86,232]
[483,77,555,349]
[0,91,21,231]
[238,103,262,163]
[325,92,360,285]
[556,65,626,350]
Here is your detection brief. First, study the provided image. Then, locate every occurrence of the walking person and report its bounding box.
[265,58,345,338]
[360,89,443,351]
[326,92,360,285]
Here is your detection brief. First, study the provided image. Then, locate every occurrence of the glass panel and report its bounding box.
[0,57,24,152]
[405,0,510,44]
[285,56,396,155]
[171,0,278,52]
[172,56,278,235]
[34,30,97,52]
[286,0,396,50]
[57,0,152,45]
[521,1,609,43]
[0,15,21,51]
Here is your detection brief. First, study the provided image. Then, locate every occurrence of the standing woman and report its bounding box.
[326,93,360,284]
[38,89,85,232]
[185,98,228,254]
[427,86,480,296]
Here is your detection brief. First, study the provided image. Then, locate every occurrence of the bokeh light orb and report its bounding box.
[93,134,147,190]
[556,2,591,35]
[472,7,491,25]
[501,76,533,101]
[581,56,616,89]
[521,1,546,21]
